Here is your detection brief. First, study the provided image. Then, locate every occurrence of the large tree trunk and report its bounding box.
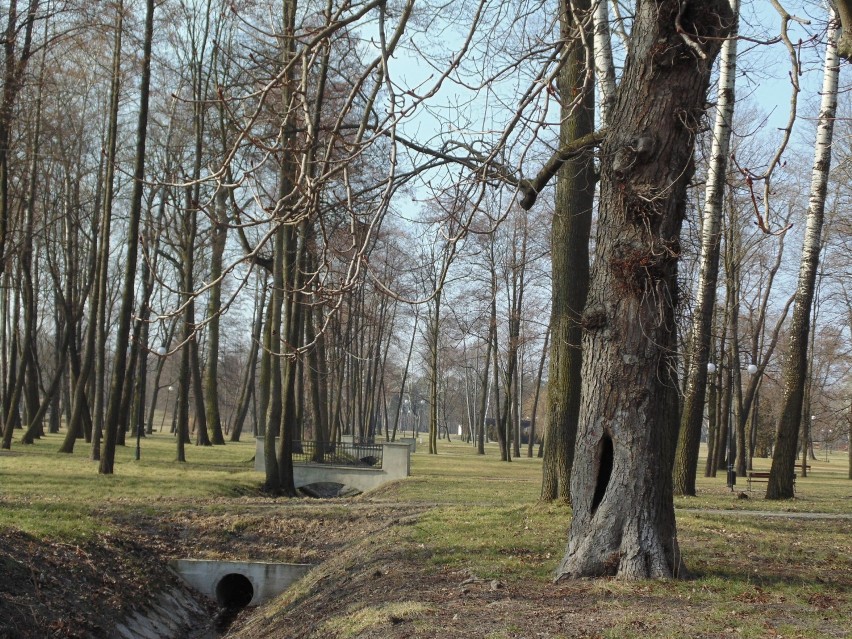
[767,17,839,499]
[556,0,731,580]
[275,223,302,497]
[265,0,299,495]
[263,226,285,493]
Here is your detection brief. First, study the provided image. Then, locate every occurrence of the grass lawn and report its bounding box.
[1,431,851,638]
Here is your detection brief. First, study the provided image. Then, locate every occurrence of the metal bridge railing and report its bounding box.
[291,441,383,469]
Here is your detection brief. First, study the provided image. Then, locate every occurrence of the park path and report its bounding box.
[681,508,852,520]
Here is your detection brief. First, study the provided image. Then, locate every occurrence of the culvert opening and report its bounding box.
[215,573,254,609]
[299,481,361,498]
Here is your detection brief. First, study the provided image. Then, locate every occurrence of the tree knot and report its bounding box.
[612,135,656,179]
[581,305,607,332]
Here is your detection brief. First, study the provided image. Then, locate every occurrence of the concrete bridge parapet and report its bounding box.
[254,440,411,493]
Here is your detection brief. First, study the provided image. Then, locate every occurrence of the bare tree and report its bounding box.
[768,14,840,499]
[673,0,739,497]
[100,0,156,473]
[554,0,733,579]
[539,0,595,501]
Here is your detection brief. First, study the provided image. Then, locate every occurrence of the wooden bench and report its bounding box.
[746,470,796,491]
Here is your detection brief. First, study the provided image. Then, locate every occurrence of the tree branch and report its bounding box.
[518,128,607,210]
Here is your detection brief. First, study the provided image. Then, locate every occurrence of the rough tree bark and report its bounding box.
[767,16,839,499]
[833,0,852,59]
[555,0,732,579]
[539,0,594,501]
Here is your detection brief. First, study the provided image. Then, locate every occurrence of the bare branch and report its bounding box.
[517,128,607,210]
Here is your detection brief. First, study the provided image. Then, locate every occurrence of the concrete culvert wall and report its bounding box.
[173,559,313,606]
[215,573,254,609]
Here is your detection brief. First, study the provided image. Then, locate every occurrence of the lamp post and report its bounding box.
[155,343,169,437]
[412,399,424,437]
[810,414,819,461]
[160,385,175,433]
[708,360,758,490]
[402,396,410,437]
[160,385,171,432]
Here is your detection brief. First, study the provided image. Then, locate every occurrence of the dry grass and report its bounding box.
[2,431,851,638]
[319,602,432,639]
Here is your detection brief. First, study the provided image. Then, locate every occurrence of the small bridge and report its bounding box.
[254,439,412,493]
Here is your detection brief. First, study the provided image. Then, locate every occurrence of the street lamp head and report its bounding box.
[747,363,758,375]
[706,362,717,374]
[156,345,167,357]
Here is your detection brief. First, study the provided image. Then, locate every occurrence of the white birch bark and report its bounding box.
[673,0,739,496]
[592,0,616,126]
[767,12,839,499]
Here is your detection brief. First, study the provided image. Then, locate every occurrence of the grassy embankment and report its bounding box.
[1,430,850,638]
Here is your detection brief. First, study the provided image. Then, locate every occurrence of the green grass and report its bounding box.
[676,447,852,514]
[0,430,259,538]
[2,431,851,638]
[387,442,852,638]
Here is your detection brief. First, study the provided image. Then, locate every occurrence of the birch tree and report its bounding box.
[767,14,840,499]
[673,0,739,497]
